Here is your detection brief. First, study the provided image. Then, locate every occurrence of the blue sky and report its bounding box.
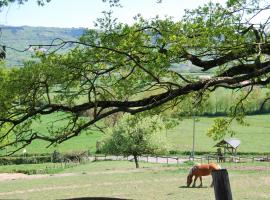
[0,0,228,28]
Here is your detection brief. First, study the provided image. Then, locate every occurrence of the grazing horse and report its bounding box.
[186,163,221,187]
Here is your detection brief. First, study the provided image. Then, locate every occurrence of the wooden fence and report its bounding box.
[85,154,269,165]
[89,155,189,165]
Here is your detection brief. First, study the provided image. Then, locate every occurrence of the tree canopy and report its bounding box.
[0,0,270,154]
[101,114,168,168]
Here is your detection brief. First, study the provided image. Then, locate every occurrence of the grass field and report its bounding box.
[2,112,103,155]
[9,114,269,156]
[167,114,270,154]
[0,160,269,199]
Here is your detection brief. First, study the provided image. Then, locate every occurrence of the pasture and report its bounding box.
[0,161,269,199]
[7,114,270,155]
[167,114,270,154]
[1,113,269,199]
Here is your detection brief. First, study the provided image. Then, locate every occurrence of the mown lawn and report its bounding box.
[0,161,269,199]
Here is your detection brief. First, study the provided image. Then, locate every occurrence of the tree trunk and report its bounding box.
[133,154,139,168]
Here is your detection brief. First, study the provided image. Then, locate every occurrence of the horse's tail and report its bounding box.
[188,168,193,175]
[188,163,201,175]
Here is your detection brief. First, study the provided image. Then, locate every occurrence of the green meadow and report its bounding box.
[6,113,269,156]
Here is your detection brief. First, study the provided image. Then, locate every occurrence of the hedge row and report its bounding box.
[0,156,51,165]
[0,151,89,165]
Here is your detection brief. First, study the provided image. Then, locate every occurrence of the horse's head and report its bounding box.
[186,174,193,187]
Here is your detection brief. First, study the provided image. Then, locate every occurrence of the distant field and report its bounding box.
[167,114,270,154]
[2,114,270,156]
[1,112,103,155]
[0,161,269,199]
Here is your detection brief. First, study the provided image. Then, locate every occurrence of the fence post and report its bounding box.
[211,169,233,200]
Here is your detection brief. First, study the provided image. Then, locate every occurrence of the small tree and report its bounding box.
[101,114,168,168]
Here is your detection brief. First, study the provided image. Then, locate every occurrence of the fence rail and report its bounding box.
[1,153,269,166]
[89,155,189,165]
[85,154,269,165]
[191,154,270,164]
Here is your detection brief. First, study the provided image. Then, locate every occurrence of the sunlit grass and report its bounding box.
[0,161,269,199]
[166,114,270,154]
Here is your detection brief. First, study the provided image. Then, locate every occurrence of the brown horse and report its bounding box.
[186,163,221,187]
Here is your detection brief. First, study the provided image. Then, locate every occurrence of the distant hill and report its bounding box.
[0,25,205,73]
[0,25,85,66]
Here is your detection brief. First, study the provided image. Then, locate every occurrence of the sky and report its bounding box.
[0,0,228,28]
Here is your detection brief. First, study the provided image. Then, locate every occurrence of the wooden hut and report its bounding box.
[214,138,241,156]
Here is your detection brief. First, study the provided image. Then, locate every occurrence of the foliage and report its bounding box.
[101,114,168,168]
[206,118,235,141]
[0,0,270,153]
[0,0,50,8]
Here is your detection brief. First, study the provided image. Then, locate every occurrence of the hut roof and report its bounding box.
[214,138,241,149]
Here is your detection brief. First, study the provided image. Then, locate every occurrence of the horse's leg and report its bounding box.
[199,176,202,187]
[192,176,198,187]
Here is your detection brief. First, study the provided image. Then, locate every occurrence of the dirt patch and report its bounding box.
[0,173,76,181]
[0,173,37,181]
[0,167,175,182]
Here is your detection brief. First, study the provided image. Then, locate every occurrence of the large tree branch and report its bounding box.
[2,63,270,130]
[218,61,270,77]
[181,42,270,71]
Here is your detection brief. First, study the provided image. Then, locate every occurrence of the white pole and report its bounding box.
[192,114,195,161]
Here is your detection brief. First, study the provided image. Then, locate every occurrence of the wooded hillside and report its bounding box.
[0,25,84,66]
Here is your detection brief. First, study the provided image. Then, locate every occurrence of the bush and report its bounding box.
[0,156,51,165]
[61,151,88,163]
[51,150,63,163]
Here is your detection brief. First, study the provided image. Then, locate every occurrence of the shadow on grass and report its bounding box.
[179,186,208,189]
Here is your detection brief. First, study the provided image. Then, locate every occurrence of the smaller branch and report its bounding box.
[260,97,270,111]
